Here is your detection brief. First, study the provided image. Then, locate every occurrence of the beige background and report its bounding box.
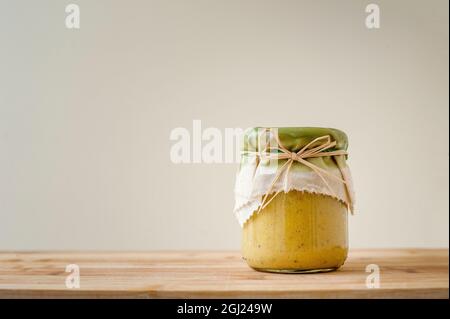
[0,0,448,250]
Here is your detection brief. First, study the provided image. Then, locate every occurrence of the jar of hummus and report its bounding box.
[234,127,355,273]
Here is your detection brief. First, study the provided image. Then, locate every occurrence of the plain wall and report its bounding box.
[0,0,448,250]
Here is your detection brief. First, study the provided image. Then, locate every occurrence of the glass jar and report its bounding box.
[235,127,354,273]
[242,191,348,273]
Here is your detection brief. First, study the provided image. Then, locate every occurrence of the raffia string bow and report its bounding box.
[243,128,349,212]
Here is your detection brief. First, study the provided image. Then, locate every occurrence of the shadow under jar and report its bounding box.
[236,127,354,273]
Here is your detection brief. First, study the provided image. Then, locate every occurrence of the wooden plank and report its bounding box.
[0,249,447,298]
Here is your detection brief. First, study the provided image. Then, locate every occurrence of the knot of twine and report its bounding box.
[242,128,349,212]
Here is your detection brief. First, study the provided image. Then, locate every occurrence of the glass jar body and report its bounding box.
[242,191,348,273]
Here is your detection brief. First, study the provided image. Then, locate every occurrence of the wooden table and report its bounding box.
[0,249,447,298]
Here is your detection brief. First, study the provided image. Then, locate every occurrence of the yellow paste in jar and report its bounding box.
[242,191,348,272]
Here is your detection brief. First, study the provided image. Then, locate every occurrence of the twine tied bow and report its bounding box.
[243,129,349,212]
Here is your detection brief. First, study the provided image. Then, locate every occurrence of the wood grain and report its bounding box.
[0,249,447,298]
